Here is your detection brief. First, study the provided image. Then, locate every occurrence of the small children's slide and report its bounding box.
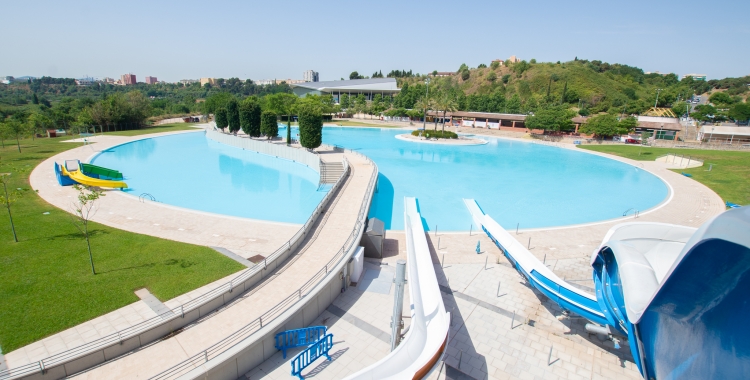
[55,160,128,188]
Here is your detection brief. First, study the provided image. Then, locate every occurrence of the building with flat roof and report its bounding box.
[180,79,199,85]
[75,77,95,86]
[290,78,400,102]
[697,126,750,144]
[682,73,707,81]
[121,73,136,85]
[200,77,217,87]
[2,76,14,84]
[303,70,319,82]
[507,55,521,63]
[145,76,158,84]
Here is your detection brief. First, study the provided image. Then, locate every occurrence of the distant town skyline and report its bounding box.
[1,0,748,82]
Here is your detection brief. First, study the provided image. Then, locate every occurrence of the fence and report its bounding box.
[150,148,378,380]
[0,135,352,380]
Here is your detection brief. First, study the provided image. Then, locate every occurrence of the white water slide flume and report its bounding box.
[344,197,450,380]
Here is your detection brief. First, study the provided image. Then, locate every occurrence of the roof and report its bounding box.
[637,121,682,131]
[427,111,527,121]
[291,78,399,92]
[699,126,750,137]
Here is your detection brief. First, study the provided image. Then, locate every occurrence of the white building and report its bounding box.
[303,70,319,82]
[1,76,14,84]
[290,78,400,102]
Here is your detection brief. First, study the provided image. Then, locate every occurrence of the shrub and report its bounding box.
[240,99,261,137]
[298,109,323,149]
[226,99,240,134]
[411,130,458,139]
[215,108,228,131]
[260,111,278,139]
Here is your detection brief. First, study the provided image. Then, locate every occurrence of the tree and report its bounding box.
[435,94,458,134]
[414,97,433,129]
[490,61,500,70]
[506,94,522,113]
[461,70,470,81]
[729,102,750,124]
[354,94,367,118]
[265,93,297,144]
[240,97,262,137]
[349,71,364,80]
[487,72,497,82]
[0,174,24,242]
[70,185,104,275]
[203,92,234,115]
[709,91,734,107]
[340,94,350,109]
[4,119,28,153]
[260,111,278,139]
[672,101,690,118]
[691,104,717,123]
[298,106,323,149]
[226,99,241,134]
[525,105,575,132]
[579,114,630,137]
[215,107,228,131]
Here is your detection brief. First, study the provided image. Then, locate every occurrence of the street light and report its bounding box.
[423,78,430,130]
[654,89,664,108]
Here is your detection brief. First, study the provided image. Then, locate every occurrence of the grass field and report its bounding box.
[579,145,750,205]
[0,129,243,353]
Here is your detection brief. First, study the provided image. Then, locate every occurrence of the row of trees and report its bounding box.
[211,93,326,149]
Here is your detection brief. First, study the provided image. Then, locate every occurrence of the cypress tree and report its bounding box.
[260,111,278,139]
[240,99,262,137]
[215,108,228,131]
[298,108,323,149]
[226,99,240,134]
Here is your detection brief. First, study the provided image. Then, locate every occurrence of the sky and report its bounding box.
[2,0,749,82]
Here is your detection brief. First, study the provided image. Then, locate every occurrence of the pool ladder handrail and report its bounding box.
[139,193,156,203]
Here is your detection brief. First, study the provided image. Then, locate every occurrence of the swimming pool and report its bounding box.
[93,127,668,231]
[284,126,668,231]
[91,132,325,224]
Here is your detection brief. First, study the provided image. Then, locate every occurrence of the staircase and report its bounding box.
[319,161,345,185]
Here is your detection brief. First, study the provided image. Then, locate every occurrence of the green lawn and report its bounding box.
[579,145,750,205]
[0,131,243,353]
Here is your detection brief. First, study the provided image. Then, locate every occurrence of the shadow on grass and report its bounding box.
[97,262,157,274]
[40,229,110,242]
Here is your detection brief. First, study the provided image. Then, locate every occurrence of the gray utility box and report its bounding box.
[361,218,385,258]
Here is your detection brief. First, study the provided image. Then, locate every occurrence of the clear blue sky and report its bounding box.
[2,0,748,82]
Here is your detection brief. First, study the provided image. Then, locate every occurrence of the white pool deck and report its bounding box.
[9,125,726,379]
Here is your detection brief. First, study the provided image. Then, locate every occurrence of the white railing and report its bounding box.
[343,197,450,380]
[0,134,349,380]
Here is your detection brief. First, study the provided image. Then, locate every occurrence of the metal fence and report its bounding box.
[0,135,355,380]
[151,149,378,380]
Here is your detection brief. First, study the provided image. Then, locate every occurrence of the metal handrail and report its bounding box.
[151,152,378,380]
[0,141,362,380]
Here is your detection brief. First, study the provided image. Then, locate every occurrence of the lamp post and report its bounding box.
[423,78,430,130]
[654,89,664,108]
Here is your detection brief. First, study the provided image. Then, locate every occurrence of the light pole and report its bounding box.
[423,78,431,129]
[654,89,664,108]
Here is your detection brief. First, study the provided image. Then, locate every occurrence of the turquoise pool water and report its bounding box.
[284,126,668,231]
[92,127,668,231]
[91,132,324,224]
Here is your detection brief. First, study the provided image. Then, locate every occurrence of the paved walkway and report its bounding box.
[68,148,374,378]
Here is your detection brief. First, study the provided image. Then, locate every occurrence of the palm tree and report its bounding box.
[414,97,432,130]
[436,95,458,134]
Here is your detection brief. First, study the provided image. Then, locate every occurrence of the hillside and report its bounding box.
[392,59,749,116]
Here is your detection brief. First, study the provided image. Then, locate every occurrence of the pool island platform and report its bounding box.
[395,133,488,146]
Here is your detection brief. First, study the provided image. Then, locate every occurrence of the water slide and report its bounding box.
[465,198,750,379]
[343,197,450,379]
[57,160,128,188]
[462,199,608,326]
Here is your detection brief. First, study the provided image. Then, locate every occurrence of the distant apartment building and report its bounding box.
[100,77,116,84]
[121,73,136,85]
[256,79,305,86]
[145,76,158,84]
[1,76,13,84]
[303,70,319,82]
[180,79,199,85]
[76,77,96,86]
[200,77,217,87]
[507,55,521,63]
[682,73,707,81]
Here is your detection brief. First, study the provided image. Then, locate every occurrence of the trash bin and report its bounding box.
[361,217,384,258]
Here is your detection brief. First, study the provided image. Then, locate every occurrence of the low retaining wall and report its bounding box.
[0,134,345,380]
[205,130,320,173]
